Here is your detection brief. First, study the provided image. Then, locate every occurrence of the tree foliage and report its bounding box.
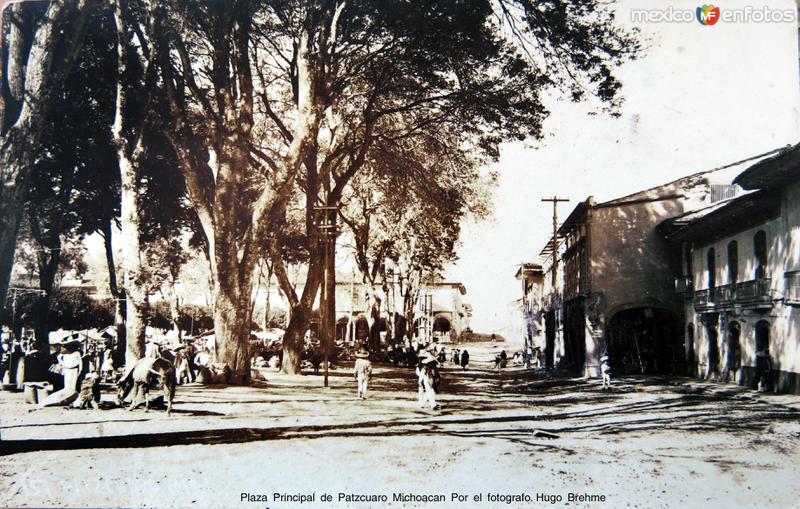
[2,0,640,380]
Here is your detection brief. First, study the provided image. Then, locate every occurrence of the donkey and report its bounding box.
[117,357,176,415]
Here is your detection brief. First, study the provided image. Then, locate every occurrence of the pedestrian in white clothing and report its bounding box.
[416,351,441,410]
[353,348,372,399]
[600,354,612,390]
[38,341,83,408]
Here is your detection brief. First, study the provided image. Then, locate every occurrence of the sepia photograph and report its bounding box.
[1,0,799,507]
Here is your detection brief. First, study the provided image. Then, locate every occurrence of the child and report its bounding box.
[353,348,372,399]
[600,354,612,390]
[74,372,101,409]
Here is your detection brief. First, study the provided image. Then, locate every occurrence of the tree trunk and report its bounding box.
[32,240,60,355]
[112,0,155,367]
[212,275,252,384]
[101,221,126,368]
[277,251,325,375]
[262,260,273,330]
[117,148,148,366]
[114,292,127,368]
[403,287,418,342]
[124,295,147,365]
[0,156,29,311]
[282,304,309,375]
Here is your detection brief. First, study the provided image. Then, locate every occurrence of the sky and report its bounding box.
[446,0,800,340]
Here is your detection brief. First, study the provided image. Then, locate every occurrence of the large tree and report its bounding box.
[263,0,639,373]
[0,0,95,316]
[143,0,638,378]
[18,5,118,374]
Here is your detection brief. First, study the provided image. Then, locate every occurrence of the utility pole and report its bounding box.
[541,197,569,288]
[314,205,338,388]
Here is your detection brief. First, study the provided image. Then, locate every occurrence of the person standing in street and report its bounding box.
[353,347,372,399]
[460,349,469,371]
[600,354,612,390]
[417,350,441,410]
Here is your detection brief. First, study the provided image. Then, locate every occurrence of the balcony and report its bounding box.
[735,278,772,309]
[715,283,736,308]
[674,275,693,294]
[693,288,714,312]
[693,278,773,312]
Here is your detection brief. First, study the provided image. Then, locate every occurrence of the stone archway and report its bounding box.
[354,316,369,344]
[754,320,772,391]
[725,321,741,383]
[432,315,452,343]
[606,307,678,375]
[336,316,350,343]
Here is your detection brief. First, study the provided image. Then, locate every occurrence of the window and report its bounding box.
[754,230,767,279]
[727,241,738,284]
[707,248,716,289]
[684,243,693,277]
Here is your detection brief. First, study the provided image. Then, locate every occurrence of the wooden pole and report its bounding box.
[541,197,569,288]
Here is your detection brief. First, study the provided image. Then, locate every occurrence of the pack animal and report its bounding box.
[116,357,176,415]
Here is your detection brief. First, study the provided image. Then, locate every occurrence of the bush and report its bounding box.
[0,287,114,331]
[179,304,214,335]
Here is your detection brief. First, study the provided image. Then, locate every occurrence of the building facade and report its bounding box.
[536,153,781,378]
[516,263,545,352]
[661,145,800,393]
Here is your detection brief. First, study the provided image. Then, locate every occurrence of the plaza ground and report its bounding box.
[1,343,799,509]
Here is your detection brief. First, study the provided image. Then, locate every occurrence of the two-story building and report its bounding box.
[536,152,780,377]
[660,144,800,393]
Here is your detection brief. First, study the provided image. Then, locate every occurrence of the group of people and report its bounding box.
[35,340,101,409]
[448,348,470,370]
[351,343,443,410]
[147,340,217,385]
[351,341,471,410]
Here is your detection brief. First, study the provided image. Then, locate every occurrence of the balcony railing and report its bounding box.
[694,278,772,312]
[693,288,714,312]
[716,283,736,308]
[786,271,800,305]
[674,275,693,294]
[735,278,772,308]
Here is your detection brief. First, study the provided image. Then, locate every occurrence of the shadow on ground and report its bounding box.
[2,366,798,456]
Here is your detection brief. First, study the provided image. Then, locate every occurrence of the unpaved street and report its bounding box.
[2,345,799,509]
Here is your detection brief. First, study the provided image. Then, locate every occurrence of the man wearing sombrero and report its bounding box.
[353,347,372,399]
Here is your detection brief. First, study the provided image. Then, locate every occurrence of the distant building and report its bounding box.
[660,144,800,394]
[331,279,471,345]
[515,263,544,352]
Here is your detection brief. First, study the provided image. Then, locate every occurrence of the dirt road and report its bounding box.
[2,344,799,508]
